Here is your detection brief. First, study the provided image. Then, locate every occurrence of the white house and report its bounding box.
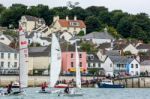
[102,56,140,76]
[0,42,19,74]
[60,31,73,42]
[49,16,86,35]
[82,31,114,45]
[140,60,150,73]
[113,43,139,55]
[27,32,51,46]
[0,33,14,45]
[19,15,50,36]
[136,44,150,52]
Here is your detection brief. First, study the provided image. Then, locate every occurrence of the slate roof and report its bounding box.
[0,42,17,53]
[109,56,134,64]
[136,44,150,49]
[97,43,111,49]
[113,44,128,50]
[87,53,101,63]
[24,15,45,24]
[141,60,150,65]
[105,50,120,56]
[82,32,114,40]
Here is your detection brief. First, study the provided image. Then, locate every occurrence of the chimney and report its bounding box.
[104,27,108,33]
[74,16,77,20]
[53,16,59,22]
[66,16,69,21]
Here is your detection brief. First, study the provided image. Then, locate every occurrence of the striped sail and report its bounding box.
[49,33,61,87]
[75,42,81,88]
[19,28,28,88]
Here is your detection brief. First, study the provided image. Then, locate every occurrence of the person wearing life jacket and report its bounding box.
[64,84,69,94]
[41,82,47,91]
[7,81,13,94]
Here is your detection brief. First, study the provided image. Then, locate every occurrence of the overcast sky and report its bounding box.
[1,0,150,15]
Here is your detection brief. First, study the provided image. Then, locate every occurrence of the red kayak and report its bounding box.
[55,84,73,88]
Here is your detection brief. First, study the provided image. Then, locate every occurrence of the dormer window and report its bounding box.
[70,22,79,26]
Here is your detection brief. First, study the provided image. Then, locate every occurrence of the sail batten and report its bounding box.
[19,28,28,88]
[49,33,61,87]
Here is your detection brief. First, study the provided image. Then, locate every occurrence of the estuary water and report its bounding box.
[1,88,150,99]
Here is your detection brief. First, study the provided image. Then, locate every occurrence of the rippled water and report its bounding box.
[1,88,150,99]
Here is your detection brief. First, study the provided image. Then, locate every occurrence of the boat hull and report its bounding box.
[97,83,125,88]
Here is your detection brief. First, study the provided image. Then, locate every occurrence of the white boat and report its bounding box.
[38,33,61,94]
[62,41,83,97]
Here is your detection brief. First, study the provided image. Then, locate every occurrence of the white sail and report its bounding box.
[19,28,28,88]
[49,33,61,87]
[75,42,81,88]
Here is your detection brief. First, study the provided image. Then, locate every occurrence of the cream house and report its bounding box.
[0,33,14,45]
[0,43,19,74]
[140,60,150,73]
[28,46,50,75]
[49,16,86,35]
[19,15,50,36]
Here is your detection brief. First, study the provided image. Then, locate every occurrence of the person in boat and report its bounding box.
[41,82,47,91]
[64,84,69,94]
[7,81,13,94]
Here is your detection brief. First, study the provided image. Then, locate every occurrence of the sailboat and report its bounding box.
[63,41,83,97]
[2,27,28,96]
[38,33,61,93]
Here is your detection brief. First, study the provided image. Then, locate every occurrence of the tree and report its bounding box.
[0,4,6,14]
[85,16,103,33]
[77,30,85,36]
[80,42,97,53]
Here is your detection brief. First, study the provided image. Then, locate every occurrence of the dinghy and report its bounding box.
[38,33,62,94]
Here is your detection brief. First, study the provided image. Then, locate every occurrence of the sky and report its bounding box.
[1,0,150,15]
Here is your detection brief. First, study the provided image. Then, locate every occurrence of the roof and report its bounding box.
[113,44,128,50]
[58,19,86,28]
[105,50,120,56]
[87,53,101,63]
[97,43,111,49]
[0,42,17,53]
[136,44,150,49]
[108,56,134,64]
[29,46,50,57]
[40,37,51,42]
[82,32,114,40]
[141,60,150,65]
[24,15,45,23]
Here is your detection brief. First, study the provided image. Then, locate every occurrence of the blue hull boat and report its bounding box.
[97,83,125,88]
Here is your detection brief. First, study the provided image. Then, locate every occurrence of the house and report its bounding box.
[113,43,139,55]
[0,33,14,45]
[60,31,73,42]
[69,36,82,44]
[27,31,51,46]
[82,31,114,45]
[50,16,86,35]
[102,56,140,76]
[19,15,50,35]
[0,42,19,74]
[136,44,150,52]
[140,60,150,74]
[61,43,87,74]
[28,46,50,75]
[87,53,104,75]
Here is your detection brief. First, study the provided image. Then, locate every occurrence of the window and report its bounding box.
[110,64,112,67]
[71,62,74,67]
[136,64,138,68]
[1,62,4,67]
[80,62,82,67]
[71,53,73,58]
[14,54,17,59]
[70,22,79,26]
[98,63,101,67]
[8,62,10,68]
[0,38,4,40]
[79,54,82,58]
[88,63,90,67]
[93,63,95,67]
[8,53,10,59]
[131,64,134,68]
[1,53,4,59]
[14,62,17,67]
[136,71,139,75]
